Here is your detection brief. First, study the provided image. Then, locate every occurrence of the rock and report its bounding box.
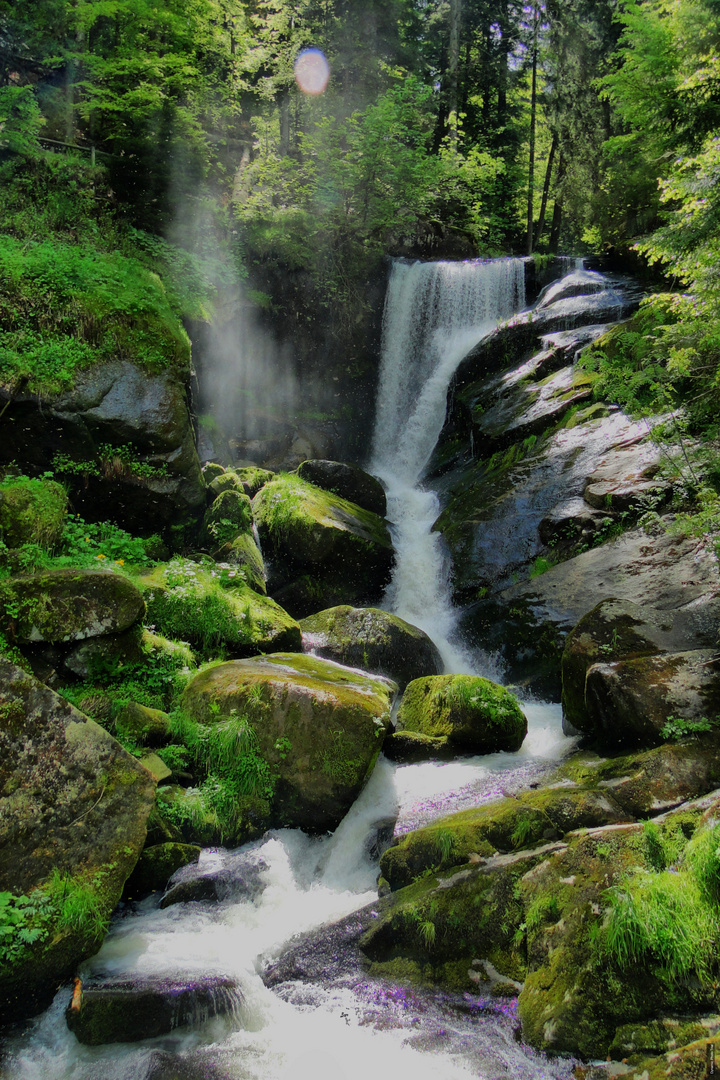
[0,658,156,1022]
[0,474,67,550]
[123,843,201,900]
[535,269,611,308]
[296,459,387,517]
[212,535,266,595]
[0,361,206,537]
[379,786,632,890]
[207,471,246,499]
[382,730,458,763]
[139,752,172,783]
[114,702,171,747]
[608,1016,720,1060]
[159,847,269,909]
[253,473,394,618]
[139,559,301,659]
[299,605,442,690]
[0,568,145,644]
[182,653,396,832]
[583,441,670,513]
[201,462,226,482]
[585,649,720,748]
[200,489,253,548]
[66,974,243,1045]
[62,626,195,681]
[395,674,527,754]
[561,599,686,734]
[233,466,274,498]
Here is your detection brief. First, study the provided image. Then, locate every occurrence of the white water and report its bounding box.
[3,258,576,1080]
[370,258,526,670]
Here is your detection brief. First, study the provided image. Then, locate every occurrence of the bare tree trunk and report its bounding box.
[549,151,566,253]
[535,132,557,248]
[525,3,539,255]
[279,87,290,157]
[448,0,461,146]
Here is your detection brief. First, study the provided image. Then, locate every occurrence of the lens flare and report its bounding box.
[294,49,330,95]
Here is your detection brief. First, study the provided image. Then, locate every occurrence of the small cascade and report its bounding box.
[370,257,526,668]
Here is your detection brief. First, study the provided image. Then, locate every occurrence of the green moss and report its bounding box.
[0,475,67,551]
[201,489,253,549]
[396,674,526,752]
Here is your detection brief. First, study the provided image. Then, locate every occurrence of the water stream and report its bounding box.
[2,258,576,1080]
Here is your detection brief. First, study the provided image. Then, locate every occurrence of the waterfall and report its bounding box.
[370,258,526,669]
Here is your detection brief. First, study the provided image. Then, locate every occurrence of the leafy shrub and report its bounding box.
[0,891,51,968]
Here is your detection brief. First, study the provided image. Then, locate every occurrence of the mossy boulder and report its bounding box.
[200,489,253,549]
[62,626,196,684]
[252,474,394,618]
[379,786,632,890]
[123,843,201,900]
[65,974,242,1045]
[0,568,145,644]
[182,653,396,832]
[212,533,266,595]
[296,460,387,517]
[139,559,301,659]
[0,474,68,550]
[299,606,442,690]
[0,658,157,1022]
[585,649,720,749]
[234,466,275,498]
[207,471,245,499]
[382,730,458,763]
[561,599,685,735]
[115,702,171,748]
[395,674,527,754]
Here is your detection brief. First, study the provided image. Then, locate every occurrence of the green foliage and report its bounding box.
[529,555,553,578]
[603,869,717,986]
[47,870,108,939]
[511,814,537,850]
[683,823,720,906]
[0,86,44,154]
[435,827,457,864]
[0,891,51,968]
[0,235,191,393]
[525,894,560,931]
[156,743,191,772]
[660,715,716,741]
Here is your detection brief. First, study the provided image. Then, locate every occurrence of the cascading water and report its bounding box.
[3,258,576,1080]
[370,258,526,670]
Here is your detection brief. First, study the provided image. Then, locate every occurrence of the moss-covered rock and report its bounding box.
[0,658,156,1022]
[296,460,387,517]
[0,474,68,550]
[299,606,442,689]
[212,533,266,595]
[253,474,394,617]
[0,568,145,644]
[139,558,301,659]
[585,649,720,749]
[379,786,632,890]
[182,653,396,832]
[395,674,527,754]
[200,489,253,549]
[207,471,245,499]
[382,730,457,763]
[608,1016,720,1060]
[115,702,171,747]
[234,466,275,498]
[122,842,201,900]
[62,626,196,683]
[561,599,682,735]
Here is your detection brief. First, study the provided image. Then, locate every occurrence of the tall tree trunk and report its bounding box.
[497,0,510,131]
[525,3,539,255]
[549,151,566,253]
[448,0,461,146]
[279,87,290,157]
[535,132,558,248]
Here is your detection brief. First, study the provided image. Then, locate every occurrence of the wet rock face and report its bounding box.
[0,361,206,536]
[66,974,243,1045]
[0,658,157,1021]
[395,674,527,755]
[299,605,442,690]
[253,474,395,618]
[123,843,201,900]
[159,847,269,909]
[182,653,396,833]
[0,568,145,644]
[296,459,387,518]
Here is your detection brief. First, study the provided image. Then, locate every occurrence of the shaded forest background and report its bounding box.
[1,0,719,455]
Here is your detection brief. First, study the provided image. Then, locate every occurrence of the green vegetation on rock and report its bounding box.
[396,674,527,754]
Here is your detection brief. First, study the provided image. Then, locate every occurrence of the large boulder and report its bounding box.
[0,659,157,1021]
[0,568,145,644]
[296,460,387,517]
[66,974,242,1045]
[182,653,396,832]
[139,559,301,659]
[0,474,68,550]
[299,605,442,689]
[199,489,253,549]
[253,474,395,618]
[0,360,206,538]
[395,674,527,755]
[585,648,720,748]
